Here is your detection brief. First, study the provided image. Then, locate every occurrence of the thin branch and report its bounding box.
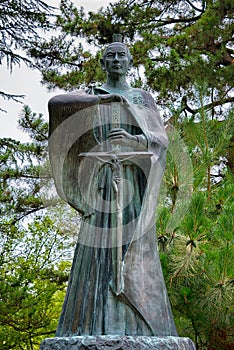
[11,206,46,225]
[182,96,234,114]
[220,87,233,100]
[0,91,25,102]
[158,2,176,21]
[23,175,51,179]
[1,49,33,65]
[156,14,202,27]
[185,0,205,12]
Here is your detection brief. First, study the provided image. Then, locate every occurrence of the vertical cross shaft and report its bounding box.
[111,102,123,295]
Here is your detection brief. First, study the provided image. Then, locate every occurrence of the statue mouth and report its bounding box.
[112,64,122,69]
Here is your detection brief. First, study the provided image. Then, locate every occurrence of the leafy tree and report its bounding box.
[0,216,71,350]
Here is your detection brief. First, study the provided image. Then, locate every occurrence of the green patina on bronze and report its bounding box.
[48,36,177,337]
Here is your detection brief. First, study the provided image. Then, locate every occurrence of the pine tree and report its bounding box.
[0,0,56,107]
[0,108,78,349]
[40,0,234,115]
[157,94,234,348]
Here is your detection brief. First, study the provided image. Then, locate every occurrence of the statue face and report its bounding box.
[102,43,132,76]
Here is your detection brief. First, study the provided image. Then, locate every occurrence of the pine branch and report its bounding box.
[0,90,25,102]
[184,0,205,13]
[156,14,202,27]
[182,96,234,114]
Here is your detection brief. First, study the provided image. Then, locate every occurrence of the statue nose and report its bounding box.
[113,53,119,62]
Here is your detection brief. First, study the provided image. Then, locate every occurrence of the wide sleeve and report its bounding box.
[48,91,100,215]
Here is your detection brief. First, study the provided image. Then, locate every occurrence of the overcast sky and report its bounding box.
[0,0,116,141]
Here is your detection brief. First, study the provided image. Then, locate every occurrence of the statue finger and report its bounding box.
[109,128,125,133]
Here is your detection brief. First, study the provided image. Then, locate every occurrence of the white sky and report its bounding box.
[0,0,116,141]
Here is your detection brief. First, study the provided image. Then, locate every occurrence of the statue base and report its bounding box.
[40,335,196,349]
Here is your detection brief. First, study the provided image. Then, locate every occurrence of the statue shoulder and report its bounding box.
[48,90,99,108]
[132,87,154,98]
[48,89,100,139]
[131,88,157,110]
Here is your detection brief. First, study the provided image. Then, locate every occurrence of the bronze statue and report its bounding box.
[48,35,177,337]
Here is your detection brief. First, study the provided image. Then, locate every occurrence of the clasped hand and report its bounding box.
[108,128,136,146]
[98,94,136,146]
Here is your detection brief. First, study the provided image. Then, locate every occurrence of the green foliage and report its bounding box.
[0,0,56,107]
[0,107,48,223]
[0,216,71,350]
[0,108,77,349]
[157,181,234,347]
[157,99,234,348]
[0,0,54,69]
[40,0,233,115]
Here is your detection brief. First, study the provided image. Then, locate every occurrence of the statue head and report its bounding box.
[100,34,133,77]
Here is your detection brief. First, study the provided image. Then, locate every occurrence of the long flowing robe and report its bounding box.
[48,86,177,337]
